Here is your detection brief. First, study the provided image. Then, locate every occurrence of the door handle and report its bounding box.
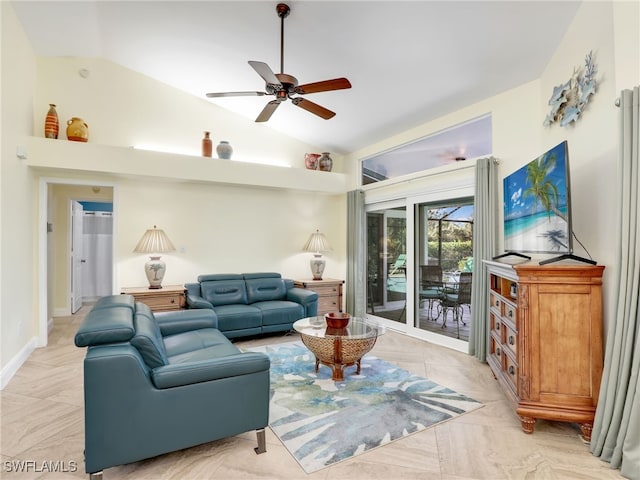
[80,259,87,263]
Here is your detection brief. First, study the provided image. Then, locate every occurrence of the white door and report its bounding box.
[71,200,84,313]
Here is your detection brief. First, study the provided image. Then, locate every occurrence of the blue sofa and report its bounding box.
[185,272,318,339]
[74,295,270,478]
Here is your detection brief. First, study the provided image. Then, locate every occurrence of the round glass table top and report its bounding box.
[293,316,385,339]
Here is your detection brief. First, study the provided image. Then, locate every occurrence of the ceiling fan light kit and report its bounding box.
[206,3,351,123]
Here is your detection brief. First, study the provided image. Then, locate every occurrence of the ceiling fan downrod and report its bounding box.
[276,3,290,74]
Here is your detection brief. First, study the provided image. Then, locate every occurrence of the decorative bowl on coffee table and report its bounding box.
[325,312,350,328]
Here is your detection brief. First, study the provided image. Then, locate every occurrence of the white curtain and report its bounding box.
[82,212,113,298]
[346,190,366,317]
[590,86,640,479]
[468,157,498,360]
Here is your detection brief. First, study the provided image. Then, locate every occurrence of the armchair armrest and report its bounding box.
[287,287,318,306]
[186,294,214,310]
[155,309,218,336]
[151,352,270,389]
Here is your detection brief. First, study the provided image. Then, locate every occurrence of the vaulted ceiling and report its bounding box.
[12,1,581,156]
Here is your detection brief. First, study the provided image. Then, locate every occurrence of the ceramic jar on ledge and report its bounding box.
[66,117,89,142]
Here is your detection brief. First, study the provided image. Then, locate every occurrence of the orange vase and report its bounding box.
[202,131,212,157]
[66,117,89,142]
[44,104,59,139]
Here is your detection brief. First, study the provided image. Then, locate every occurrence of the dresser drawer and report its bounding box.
[313,285,342,297]
[504,352,518,392]
[490,334,502,359]
[504,302,517,323]
[489,292,501,311]
[504,323,517,356]
[141,294,184,310]
[490,312,502,336]
[319,297,341,313]
[121,285,186,312]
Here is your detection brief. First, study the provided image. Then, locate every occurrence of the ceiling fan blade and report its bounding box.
[295,78,352,95]
[206,91,267,98]
[291,97,336,120]
[248,61,281,87]
[255,100,281,122]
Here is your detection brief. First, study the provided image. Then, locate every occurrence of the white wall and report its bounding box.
[0,2,39,387]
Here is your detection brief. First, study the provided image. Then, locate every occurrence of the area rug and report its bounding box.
[246,342,483,473]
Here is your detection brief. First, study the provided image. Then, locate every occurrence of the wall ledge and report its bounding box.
[25,137,347,194]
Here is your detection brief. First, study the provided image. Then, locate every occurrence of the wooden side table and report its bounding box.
[294,278,344,316]
[121,285,186,312]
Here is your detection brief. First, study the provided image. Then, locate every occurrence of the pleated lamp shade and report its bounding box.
[134,226,176,289]
[302,230,331,280]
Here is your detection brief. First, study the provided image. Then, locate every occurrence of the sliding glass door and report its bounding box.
[414,199,474,341]
[366,206,406,325]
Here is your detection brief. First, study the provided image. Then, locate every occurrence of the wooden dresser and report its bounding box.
[485,261,604,441]
[121,284,186,312]
[294,278,344,316]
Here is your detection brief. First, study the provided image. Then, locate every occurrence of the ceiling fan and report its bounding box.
[206,3,351,122]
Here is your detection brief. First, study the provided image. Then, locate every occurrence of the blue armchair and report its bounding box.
[74,295,270,479]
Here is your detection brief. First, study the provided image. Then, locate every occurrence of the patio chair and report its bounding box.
[418,265,443,320]
[439,272,472,338]
[388,254,407,276]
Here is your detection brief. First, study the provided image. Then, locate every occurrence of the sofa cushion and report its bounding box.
[164,328,240,363]
[245,276,287,303]
[74,306,135,347]
[201,279,248,306]
[130,303,169,368]
[213,304,262,332]
[152,350,270,389]
[252,300,304,326]
[197,273,244,283]
[91,294,136,312]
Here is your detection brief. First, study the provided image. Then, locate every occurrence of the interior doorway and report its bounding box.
[46,182,115,318]
[70,200,114,312]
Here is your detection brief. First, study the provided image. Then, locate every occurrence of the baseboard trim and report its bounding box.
[0,337,38,390]
[53,307,70,317]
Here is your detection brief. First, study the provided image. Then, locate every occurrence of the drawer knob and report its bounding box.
[508,310,513,318]
[170,299,175,304]
[509,335,515,345]
[508,365,515,375]
[496,322,500,330]
[496,347,501,356]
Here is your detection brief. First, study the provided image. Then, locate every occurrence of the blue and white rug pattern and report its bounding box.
[248,342,483,473]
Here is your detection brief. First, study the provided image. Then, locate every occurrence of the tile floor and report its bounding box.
[1,306,623,479]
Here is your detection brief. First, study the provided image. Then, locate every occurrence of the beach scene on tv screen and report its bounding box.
[504,142,570,253]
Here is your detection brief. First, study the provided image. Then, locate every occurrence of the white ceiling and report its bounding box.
[12,1,581,156]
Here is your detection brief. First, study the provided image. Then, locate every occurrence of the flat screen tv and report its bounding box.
[503,141,573,256]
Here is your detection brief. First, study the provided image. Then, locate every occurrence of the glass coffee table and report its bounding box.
[293,316,385,381]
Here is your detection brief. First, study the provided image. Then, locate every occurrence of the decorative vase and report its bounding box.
[202,131,212,157]
[304,153,320,170]
[66,117,89,142]
[318,152,333,172]
[216,140,233,159]
[44,104,59,139]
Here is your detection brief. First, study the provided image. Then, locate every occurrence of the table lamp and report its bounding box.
[302,229,331,280]
[133,225,176,289]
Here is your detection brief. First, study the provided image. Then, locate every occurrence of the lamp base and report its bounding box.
[145,256,166,289]
[310,254,325,281]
